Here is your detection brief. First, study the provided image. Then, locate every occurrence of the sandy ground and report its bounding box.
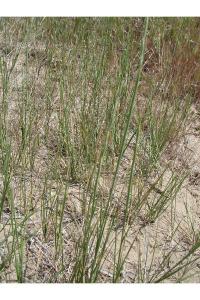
[0,40,200,282]
[1,110,200,282]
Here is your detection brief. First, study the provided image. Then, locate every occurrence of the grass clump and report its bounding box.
[0,17,200,283]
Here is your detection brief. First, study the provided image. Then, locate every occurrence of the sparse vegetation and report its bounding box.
[0,17,200,283]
